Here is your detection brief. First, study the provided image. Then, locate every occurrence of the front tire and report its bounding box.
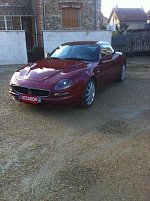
[81,78,96,108]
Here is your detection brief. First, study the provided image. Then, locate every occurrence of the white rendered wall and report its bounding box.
[43,30,112,53]
[0,31,28,65]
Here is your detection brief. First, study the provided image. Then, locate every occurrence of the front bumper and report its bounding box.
[9,89,82,107]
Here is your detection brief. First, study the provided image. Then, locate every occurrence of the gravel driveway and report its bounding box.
[0,57,150,201]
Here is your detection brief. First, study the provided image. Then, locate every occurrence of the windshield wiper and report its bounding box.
[50,57,61,59]
[64,57,85,61]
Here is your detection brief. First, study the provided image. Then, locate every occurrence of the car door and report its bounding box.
[97,44,117,87]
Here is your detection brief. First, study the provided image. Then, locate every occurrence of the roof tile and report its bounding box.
[114,8,147,21]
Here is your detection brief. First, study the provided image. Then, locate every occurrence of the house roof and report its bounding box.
[109,8,148,22]
[0,5,34,16]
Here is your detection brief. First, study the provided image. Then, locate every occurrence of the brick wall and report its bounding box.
[34,0,43,47]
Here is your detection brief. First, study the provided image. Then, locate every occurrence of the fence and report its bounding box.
[27,33,44,62]
[111,29,150,56]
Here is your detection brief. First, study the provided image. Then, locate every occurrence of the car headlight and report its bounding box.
[10,72,18,85]
[54,79,74,91]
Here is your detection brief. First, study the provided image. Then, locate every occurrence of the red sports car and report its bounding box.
[10,41,126,108]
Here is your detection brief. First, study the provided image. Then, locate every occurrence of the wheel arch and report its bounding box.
[91,75,97,89]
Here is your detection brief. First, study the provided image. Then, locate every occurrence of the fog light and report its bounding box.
[54,92,69,96]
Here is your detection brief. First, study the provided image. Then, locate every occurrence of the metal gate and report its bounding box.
[111,29,150,56]
[27,34,44,62]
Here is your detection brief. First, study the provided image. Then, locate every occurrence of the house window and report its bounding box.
[0,16,5,30]
[12,17,21,30]
[58,2,83,29]
[6,16,13,30]
[0,16,21,30]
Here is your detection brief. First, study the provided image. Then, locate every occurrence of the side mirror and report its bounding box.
[45,52,50,58]
[112,49,116,55]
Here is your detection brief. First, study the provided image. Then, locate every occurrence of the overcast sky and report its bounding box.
[102,0,150,17]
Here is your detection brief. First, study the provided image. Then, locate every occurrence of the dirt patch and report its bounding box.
[98,119,131,135]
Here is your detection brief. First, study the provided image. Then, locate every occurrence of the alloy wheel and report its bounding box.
[85,80,96,106]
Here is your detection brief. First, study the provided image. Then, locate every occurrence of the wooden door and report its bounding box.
[62,8,79,28]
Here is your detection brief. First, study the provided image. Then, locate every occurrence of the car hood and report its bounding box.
[18,58,88,82]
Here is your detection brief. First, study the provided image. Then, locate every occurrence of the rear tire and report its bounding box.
[117,63,126,82]
[81,78,96,108]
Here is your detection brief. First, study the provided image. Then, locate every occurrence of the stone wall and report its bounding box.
[81,0,95,30]
[44,0,102,30]
[45,0,61,30]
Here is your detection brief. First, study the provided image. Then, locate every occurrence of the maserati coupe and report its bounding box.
[9,41,126,108]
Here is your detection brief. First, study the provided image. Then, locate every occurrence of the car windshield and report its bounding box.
[50,44,100,62]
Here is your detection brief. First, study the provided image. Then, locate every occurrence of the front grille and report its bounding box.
[12,86,50,97]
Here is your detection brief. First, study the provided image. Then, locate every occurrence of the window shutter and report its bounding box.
[62,8,79,28]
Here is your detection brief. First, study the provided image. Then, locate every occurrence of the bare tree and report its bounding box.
[116,23,129,34]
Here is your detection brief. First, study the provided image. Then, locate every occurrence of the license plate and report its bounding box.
[19,94,41,104]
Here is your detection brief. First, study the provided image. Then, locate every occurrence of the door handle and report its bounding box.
[102,59,114,64]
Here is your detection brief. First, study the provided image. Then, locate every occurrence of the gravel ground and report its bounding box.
[0,57,150,201]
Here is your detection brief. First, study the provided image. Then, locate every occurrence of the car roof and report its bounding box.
[62,41,110,46]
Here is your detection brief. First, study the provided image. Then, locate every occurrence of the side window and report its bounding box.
[101,44,114,57]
